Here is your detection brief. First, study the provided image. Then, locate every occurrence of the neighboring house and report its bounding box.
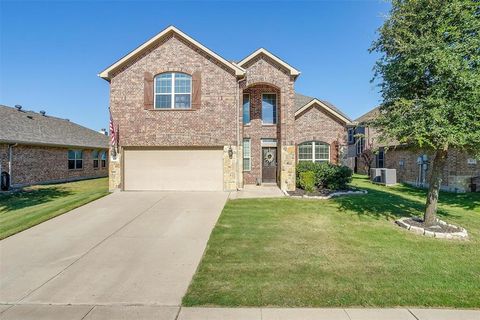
[346,107,480,192]
[0,105,109,188]
[99,26,351,192]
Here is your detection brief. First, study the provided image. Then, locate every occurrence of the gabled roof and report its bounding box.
[99,26,246,80]
[237,48,301,78]
[294,93,351,124]
[0,105,109,149]
[354,106,380,124]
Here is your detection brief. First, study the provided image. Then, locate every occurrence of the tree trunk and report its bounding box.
[424,147,448,226]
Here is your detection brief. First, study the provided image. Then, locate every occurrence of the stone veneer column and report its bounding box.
[280,145,295,191]
[109,147,122,191]
[223,145,241,191]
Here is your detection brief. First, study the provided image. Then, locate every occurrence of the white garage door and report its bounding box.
[124,149,224,191]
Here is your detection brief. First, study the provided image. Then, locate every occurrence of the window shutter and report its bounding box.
[332,140,339,164]
[192,71,201,110]
[144,72,154,110]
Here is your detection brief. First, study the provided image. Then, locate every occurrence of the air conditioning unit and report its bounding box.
[370,168,397,186]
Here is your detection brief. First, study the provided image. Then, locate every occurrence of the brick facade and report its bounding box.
[241,54,296,190]
[384,148,480,192]
[345,123,480,192]
[0,144,108,187]
[294,105,347,164]
[105,28,350,192]
[242,84,280,185]
[109,35,238,148]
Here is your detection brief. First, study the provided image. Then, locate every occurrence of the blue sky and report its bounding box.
[0,0,390,131]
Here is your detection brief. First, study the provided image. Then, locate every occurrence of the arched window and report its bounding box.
[298,141,330,163]
[154,72,192,109]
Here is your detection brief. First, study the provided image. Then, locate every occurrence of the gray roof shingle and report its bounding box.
[0,105,109,149]
[294,93,351,122]
[354,106,380,124]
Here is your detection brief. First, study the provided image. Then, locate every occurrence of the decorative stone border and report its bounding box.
[284,189,368,200]
[396,217,468,240]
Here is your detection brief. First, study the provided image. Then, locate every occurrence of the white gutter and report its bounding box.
[8,143,17,187]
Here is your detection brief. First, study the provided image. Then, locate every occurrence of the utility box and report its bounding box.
[370,168,397,186]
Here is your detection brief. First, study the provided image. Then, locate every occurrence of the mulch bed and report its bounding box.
[288,188,357,197]
[404,217,462,233]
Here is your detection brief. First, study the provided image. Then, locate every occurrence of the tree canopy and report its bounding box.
[371,0,480,156]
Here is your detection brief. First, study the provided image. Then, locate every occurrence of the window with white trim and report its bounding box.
[298,141,330,163]
[68,150,83,170]
[376,147,385,168]
[262,93,276,124]
[92,150,99,168]
[348,128,355,144]
[243,138,251,171]
[101,151,107,168]
[356,137,365,155]
[243,94,250,125]
[154,72,191,109]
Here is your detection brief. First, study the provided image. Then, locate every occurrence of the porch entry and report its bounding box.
[262,147,277,183]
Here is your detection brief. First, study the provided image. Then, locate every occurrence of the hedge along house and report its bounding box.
[100,26,351,192]
[0,105,109,189]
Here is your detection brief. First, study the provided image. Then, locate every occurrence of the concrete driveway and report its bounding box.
[0,191,227,317]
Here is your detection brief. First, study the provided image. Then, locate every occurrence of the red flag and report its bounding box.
[109,108,116,147]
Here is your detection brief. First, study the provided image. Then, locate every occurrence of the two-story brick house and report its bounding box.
[100,26,351,192]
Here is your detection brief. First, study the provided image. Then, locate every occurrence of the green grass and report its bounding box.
[183,175,480,308]
[0,177,109,239]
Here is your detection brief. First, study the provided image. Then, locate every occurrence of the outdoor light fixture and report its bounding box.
[228,146,233,159]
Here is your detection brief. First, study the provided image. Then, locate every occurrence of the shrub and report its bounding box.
[299,171,315,193]
[296,162,353,190]
[325,165,353,190]
[296,161,317,187]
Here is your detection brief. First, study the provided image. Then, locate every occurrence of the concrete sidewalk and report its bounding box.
[0,305,479,320]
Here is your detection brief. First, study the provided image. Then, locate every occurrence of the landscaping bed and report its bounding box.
[183,175,480,308]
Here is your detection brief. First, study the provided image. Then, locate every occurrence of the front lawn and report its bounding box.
[0,177,109,239]
[183,175,480,308]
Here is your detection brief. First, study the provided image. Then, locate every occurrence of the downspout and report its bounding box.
[8,143,17,187]
[236,77,246,190]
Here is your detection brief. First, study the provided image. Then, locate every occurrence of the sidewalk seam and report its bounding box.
[80,305,96,320]
[407,308,420,320]
[16,195,168,303]
[343,308,353,320]
[174,306,182,320]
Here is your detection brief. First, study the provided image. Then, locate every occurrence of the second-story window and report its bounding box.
[154,72,191,109]
[243,94,250,125]
[262,93,277,125]
[348,128,355,144]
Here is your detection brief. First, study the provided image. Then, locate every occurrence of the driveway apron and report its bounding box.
[0,191,228,306]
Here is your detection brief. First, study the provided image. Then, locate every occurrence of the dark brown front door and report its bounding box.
[262,147,277,183]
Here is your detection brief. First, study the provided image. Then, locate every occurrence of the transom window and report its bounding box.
[262,93,277,125]
[298,141,330,163]
[243,138,251,171]
[154,72,192,109]
[243,94,250,125]
[68,150,83,170]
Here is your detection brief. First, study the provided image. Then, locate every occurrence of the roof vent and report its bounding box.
[40,110,46,116]
[15,105,22,111]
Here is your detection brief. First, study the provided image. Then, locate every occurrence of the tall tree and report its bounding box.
[370,0,480,225]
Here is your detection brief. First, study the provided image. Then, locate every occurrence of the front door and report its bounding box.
[262,147,277,183]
